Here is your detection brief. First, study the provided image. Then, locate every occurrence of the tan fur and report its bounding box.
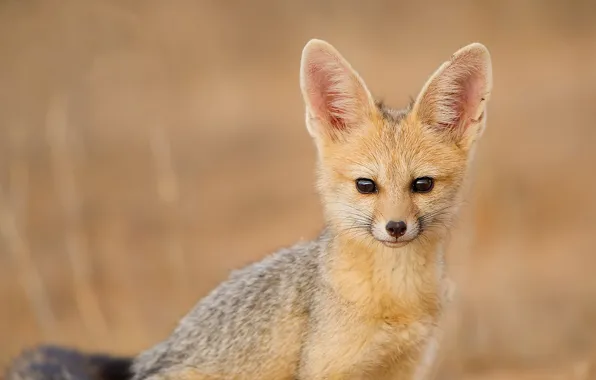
[126,39,492,380]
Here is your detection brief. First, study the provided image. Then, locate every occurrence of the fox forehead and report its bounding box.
[324,104,467,187]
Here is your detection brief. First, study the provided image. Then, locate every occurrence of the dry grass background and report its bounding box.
[1,0,596,379]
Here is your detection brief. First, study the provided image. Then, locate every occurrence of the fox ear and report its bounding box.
[412,43,493,149]
[300,39,376,142]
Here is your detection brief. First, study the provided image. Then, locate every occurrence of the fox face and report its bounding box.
[300,40,492,248]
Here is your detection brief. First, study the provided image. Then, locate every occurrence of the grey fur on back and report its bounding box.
[132,233,327,379]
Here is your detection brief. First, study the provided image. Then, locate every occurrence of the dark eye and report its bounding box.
[412,177,434,193]
[355,178,377,194]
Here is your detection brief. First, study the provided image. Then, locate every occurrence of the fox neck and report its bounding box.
[321,230,445,320]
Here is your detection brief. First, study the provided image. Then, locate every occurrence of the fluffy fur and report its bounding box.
[4,39,492,380]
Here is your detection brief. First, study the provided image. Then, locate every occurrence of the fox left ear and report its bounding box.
[412,43,493,150]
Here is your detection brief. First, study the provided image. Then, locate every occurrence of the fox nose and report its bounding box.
[385,221,407,238]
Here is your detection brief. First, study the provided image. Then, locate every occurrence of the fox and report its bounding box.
[5,38,492,380]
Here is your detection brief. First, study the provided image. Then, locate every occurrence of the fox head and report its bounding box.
[300,39,492,249]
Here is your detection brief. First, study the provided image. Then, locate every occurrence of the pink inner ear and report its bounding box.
[307,61,349,131]
[438,70,485,131]
[466,73,485,122]
[462,73,484,121]
[327,96,348,131]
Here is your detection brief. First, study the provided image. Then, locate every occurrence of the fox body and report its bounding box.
[5,39,492,380]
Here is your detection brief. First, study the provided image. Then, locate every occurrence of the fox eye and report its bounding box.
[355,178,377,194]
[412,177,434,193]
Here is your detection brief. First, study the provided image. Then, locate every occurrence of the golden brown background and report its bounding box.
[1,1,596,379]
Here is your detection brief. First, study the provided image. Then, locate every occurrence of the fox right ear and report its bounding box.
[299,39,376,142]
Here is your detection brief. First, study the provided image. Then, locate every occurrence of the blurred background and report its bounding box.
[1,0,596,379]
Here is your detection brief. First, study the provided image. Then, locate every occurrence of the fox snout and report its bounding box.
[373,196,421,242]
[372,214,422,247]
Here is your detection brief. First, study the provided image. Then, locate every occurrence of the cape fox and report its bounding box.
[6,39,493,380]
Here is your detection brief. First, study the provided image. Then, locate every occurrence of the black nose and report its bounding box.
[385,221,407,238]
